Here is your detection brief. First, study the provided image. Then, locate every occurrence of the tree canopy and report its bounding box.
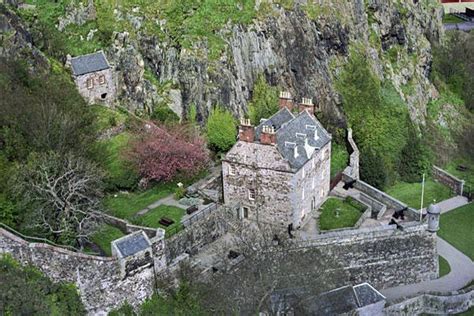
[205,106,237,152]
[248,74,279,125]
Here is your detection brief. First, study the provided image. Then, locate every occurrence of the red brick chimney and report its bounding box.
[279,91,294,111]
[298,97,315,114]
[239,118,254,142]
[260,125,276,145]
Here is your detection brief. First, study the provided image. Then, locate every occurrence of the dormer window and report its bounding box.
[296,133,306,139]
[306,125,316,131]
[285,142,296,148]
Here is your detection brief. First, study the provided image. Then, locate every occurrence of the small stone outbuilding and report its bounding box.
[69,50,116,105]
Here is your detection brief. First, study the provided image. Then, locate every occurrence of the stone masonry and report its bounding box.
[223,92,331,231]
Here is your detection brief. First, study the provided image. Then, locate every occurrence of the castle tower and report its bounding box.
[427,204,441,233]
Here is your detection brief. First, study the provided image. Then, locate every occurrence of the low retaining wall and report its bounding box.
[96,211,158,239]
[344,128,360,180]
[292,224,438,289]
[358,193,387,219]
[318,197,372,235]
[432,165,465,195]
[384,286,474,315]
[342,173,419,220]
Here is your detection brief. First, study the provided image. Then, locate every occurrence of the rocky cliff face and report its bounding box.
[121,0,442,124]
[1,0,443,125]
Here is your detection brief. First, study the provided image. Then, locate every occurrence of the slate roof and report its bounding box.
[113,231,151,257]
[70,51,110,76]
[252,108,331,170]
[307,283,385,315]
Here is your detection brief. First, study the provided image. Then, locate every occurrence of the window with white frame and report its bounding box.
[228,164,235,175]
[312,177,315,189]
[98,75,106,85]
[243,207,249,219]
[86,78,94,89]
[248,188,256,201]
[302,167,305,179]
[302,188,305,200]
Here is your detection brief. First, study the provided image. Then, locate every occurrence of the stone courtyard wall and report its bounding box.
[432,165,465,195]
[384,286,474,315]
[166,208,230,262]
[292,224,438,289]
[0,228,157,315]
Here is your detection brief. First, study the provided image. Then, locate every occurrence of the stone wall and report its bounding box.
[432,165,465,195]
[74,67,116,105]
[0,228,158,315]
[384,286,474,315]
[344,128,360,180]
[358,192,387,219]
[166,208,229,262]
[292,224,438,289]
[342,173,419,220]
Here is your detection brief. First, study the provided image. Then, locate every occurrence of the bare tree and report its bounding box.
[12,151,104,245]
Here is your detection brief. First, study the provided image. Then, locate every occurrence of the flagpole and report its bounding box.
[420,173,425,222]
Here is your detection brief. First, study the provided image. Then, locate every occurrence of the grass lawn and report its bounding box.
[331,143,349,178]
[91,105,128,132]
[90,224,125,256]
[438,203,474,260]
[442,14,464,24]
[319,197,365,231]
[132,205,185,234]
[386,178,454,209]
[438,255,451,277]
[103,183,176,219]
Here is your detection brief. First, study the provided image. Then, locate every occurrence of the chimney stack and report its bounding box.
[279,91,294,111]
[239,118,254,142]
[260,125,276,145]
[299,97,315,114]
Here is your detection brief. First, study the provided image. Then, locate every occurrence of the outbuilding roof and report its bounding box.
[70,51,110,76]
[113,231,151,257]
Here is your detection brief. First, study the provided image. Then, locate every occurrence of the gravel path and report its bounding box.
[381,198,473,301]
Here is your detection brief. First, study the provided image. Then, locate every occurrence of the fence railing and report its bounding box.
[181,203,218,227]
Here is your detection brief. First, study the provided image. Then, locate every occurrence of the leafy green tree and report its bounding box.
[0,254,86,315]
[248,74,279,125]
[360,149,388,190]
[398,127,431,183]
[187,104,198,124]
[205,107,237,152]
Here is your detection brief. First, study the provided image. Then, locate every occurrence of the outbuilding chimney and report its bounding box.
[239,118,254,142]
[299,97,315,114]
[279,91,294,111]
[260,125,276,145]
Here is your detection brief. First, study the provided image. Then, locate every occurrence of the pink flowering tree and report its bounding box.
[129,123,210,185]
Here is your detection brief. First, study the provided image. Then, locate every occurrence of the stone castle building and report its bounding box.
[222,92,331,230]
[69,50,116,105]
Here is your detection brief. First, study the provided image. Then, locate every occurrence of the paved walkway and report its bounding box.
[381,198,473,301]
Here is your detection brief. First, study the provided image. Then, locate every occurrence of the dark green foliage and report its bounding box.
[431,31,474,111]
[360,149,388,190]
[247,74,279,125]
[335,47,413,188]
[206,106,237,152]
[151,105,180,123]
[0,254,86,316]
[398,126,432,182]
[0,59,95,161]
[108,302,136,316]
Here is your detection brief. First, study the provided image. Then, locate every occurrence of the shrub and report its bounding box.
[129,123,209,183]
[360,149,388,190]
[206,106,237,152]
[151,105,180,123]
[0,254,86,315]
[248,74,279,125]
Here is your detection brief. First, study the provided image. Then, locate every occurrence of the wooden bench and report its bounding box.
[186,205,199,215]
[159,217,175,227]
